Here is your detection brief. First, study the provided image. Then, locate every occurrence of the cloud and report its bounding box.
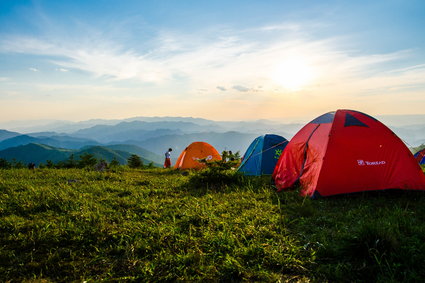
[1,24,424,98]
[28,67,39,72]
[0,77,10,82]
[258,23,301,32]
[232,85,250,92]
[0,37,55,54]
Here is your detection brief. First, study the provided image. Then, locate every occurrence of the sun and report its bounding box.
[271,56,316,91]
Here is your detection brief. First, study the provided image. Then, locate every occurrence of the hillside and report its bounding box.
[0,134,100,150]
[1,168,425,281]
[76,146,130,164]
[0,143,160,166]
[0,143,73,164]
[0,129,20,141]
[77,146,161,166]
[0,135,39,150]
[107,144,163,164]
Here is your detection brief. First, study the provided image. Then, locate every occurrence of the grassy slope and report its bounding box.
[106,144,163,165]
[0,168,425,281]
[0,143,73,164]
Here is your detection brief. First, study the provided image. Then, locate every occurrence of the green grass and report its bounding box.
[1,168,425,281]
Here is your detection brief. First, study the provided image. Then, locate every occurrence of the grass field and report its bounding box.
[1,168,425,281]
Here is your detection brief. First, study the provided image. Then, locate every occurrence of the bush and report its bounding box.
[127,154,143,168]
[0,158,11,169]
[188,168,244,190]
[186,159,245,191]
[110,158,120,167]
[78,153,97,168]
[66,154,78,168]
[11,159,25,169]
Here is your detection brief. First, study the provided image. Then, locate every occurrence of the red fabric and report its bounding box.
[163,158,171,168]
[273,123,331,195]
[273,109,425,197]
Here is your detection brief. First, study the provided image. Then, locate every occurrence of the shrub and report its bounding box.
[186,159,245,191]
[188,168,244,190]
[110,158,120,167]
[0,158,11,169]
[127,154,143,168]
[78,153,97,168]
[11,159,25,169]
[67,154,78,168]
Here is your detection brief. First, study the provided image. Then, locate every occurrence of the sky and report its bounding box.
[0,0,425,123]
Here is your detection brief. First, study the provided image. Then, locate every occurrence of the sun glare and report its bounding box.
[271,56,316,91]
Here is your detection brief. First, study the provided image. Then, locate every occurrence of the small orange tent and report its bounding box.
[174,141,222,169]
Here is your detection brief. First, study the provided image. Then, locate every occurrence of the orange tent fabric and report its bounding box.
[174,142,222,169]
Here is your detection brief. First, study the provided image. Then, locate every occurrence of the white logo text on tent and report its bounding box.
[357,160,386,166]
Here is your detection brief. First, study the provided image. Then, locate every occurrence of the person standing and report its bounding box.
[164,148,172,168]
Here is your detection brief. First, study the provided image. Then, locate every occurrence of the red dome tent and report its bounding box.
[273,109,425,198]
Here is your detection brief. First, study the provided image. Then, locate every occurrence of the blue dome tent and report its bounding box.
[238,134,288,176]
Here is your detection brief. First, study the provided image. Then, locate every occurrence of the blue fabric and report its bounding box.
[261,134,287,174]
[310,112,335,124]
[238,136,263,175]
[238,134,288,175]
[344,113,369,127]
[414,150,425,165]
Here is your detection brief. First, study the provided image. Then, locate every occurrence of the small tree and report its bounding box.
[78,153,97,168]
[128,154,143,168]
[64,154,77,168]
[0,158,11,169]
[110,158,120,167]
[46,160,55,169]
[12,159,25,169]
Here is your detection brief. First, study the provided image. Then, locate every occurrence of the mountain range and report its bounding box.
[0,143,162,167]
[0,130,20,141]
[0,134,100,150]
[0,115,423,167]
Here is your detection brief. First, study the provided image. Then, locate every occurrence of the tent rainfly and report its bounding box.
[273,109,425,198]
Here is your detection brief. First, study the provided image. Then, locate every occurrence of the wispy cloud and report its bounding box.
[28,67,39,72]
[1,24,424,97]
[257,23,301,32]
[233,85,250,92]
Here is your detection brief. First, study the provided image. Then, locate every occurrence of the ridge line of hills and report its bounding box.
[0,143,163,167]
